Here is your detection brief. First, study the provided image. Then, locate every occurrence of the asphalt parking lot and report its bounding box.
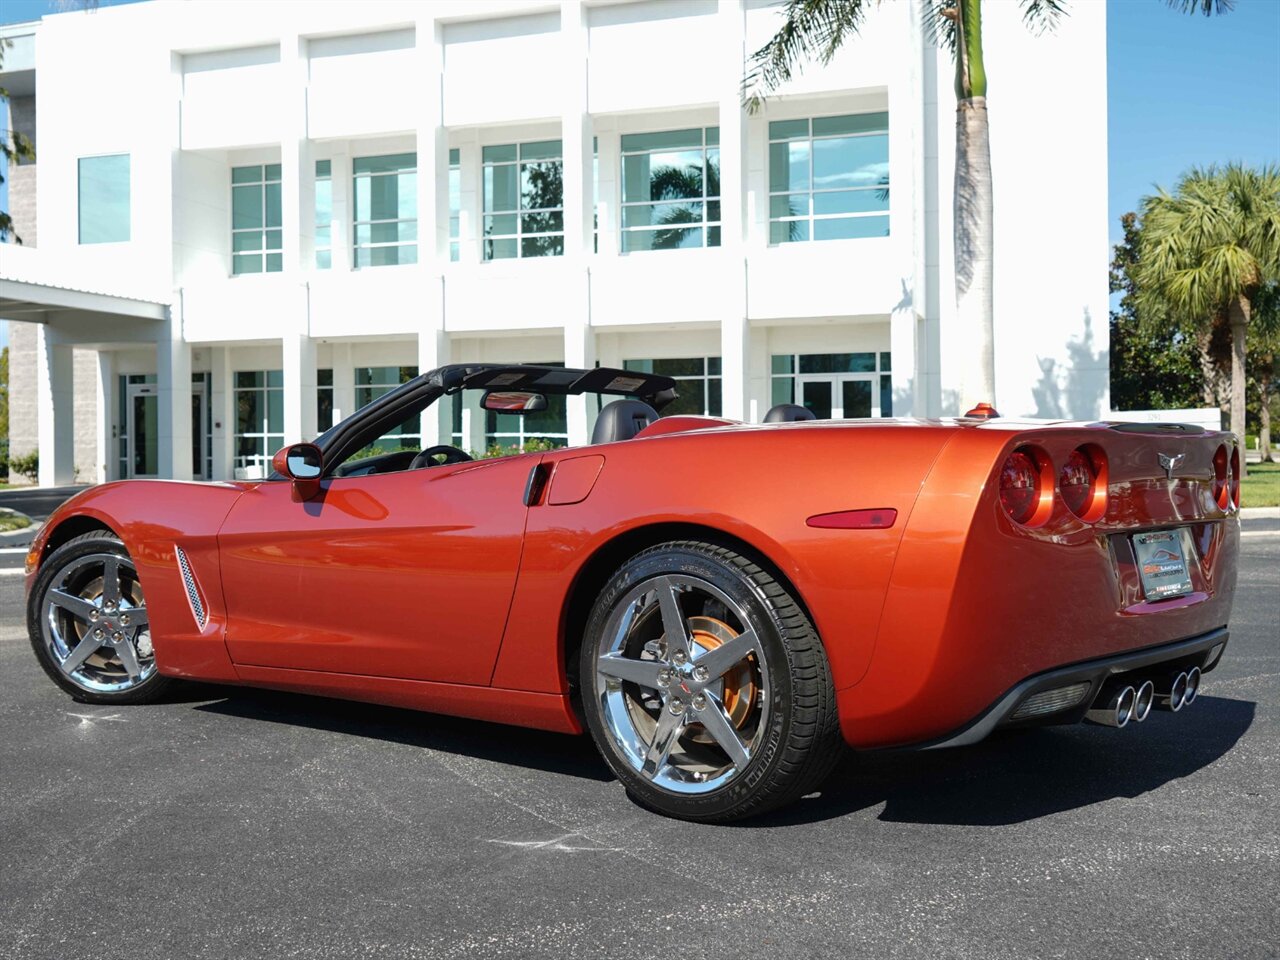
[0,505,1276,959]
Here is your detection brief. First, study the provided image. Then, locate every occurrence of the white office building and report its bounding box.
[0,0,1110,485]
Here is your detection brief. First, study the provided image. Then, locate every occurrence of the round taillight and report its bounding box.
[1213,444,1229,509]
[1060,445,1107,522]
[1230,446,1241,508]
[1000,450,1042,525]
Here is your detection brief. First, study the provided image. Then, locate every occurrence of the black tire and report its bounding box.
[28,530,177,705]
[579,540,842,822]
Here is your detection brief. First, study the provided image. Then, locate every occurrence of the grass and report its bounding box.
[0,507,33,532]
[1241,460,1280,508]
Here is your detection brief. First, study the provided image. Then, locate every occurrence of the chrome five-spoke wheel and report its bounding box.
[582,540,841,822]
[29,531,173,704]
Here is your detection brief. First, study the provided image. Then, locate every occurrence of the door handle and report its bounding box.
[523,462,550,507]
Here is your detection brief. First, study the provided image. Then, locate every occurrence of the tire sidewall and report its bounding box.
[580,543,799,821]
[27,533,165,704]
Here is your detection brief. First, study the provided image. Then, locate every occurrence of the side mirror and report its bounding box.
[481,390,548,413]
[271,442,323,501]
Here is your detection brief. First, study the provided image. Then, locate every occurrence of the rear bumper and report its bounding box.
[917,626,1229,750]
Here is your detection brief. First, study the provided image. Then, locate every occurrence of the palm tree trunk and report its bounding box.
[953,0,995,409]
[1228,294,1250,478]
[1260,355,1273,462]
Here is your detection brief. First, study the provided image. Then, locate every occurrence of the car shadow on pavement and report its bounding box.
[194,687,612,782]
[752,695,1256,828]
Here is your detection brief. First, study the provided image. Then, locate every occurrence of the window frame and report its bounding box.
[233,370,285,478]
[352,153,418,269]
[231,163,284,275]
[315,159,333,270]
[770,351,894,418]
[481,139,565,261]
[623,357,722,417]
[767,112,890,245]
[619,127,720,254]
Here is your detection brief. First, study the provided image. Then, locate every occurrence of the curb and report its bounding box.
[1240,507,1280,520]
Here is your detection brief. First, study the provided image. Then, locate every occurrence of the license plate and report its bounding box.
[1133,530,1193,600]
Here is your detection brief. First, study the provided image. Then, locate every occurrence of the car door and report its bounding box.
[216,455,539,686]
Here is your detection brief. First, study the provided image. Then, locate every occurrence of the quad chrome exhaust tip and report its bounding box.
[1183,666,1201,706]
[1086,684,1137,728]
[1157,670,1191,712]
[1132,680,1155,723]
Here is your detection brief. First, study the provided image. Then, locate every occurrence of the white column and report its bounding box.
[418,316,448,447]
[330,146,354,274]
[415,13,449,271]
[94,351,110,484]
[718,0,750,421]
[35,324,75,487]
[281,33,315,276]
[210,346,235,480]
[156,308,193,481]
[283,330,318,445]
[562,0,594,446]
[457,135,481,265]
[595,119,620,258]
[331,342,355,424]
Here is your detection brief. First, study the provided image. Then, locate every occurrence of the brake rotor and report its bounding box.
[685,615,759,743]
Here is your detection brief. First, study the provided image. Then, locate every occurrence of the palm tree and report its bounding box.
[1137,164,1280,474]
[743,0,1232,411]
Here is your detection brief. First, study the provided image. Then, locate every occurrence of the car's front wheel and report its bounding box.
[28,530,175,704]
[580,540,841,822]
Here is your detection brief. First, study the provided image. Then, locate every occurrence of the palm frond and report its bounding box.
[921,1,957,55]
[1164,0,1235,15]
[1019,0,1069,36]
[743,0,881,113]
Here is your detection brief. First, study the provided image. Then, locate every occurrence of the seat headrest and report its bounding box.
[592,399,659,445]
[763,403,817,423]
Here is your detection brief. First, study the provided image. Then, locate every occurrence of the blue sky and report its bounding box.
[2,0,1278,251]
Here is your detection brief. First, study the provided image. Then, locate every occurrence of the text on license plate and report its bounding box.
[1133,530,1193,600]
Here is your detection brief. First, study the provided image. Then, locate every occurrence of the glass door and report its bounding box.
[191,382,208,480]
[126,382,159,478]
[796,374,880,419]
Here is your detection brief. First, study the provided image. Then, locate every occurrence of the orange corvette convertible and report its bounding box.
[26,364,1240,821]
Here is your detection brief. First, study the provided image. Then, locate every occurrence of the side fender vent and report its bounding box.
[174,545,208,630]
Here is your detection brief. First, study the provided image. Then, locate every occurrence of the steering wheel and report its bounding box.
[409,445,474,470]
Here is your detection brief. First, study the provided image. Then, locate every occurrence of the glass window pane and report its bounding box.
[353,153,415,175]
[813,134,889,190]
[770,220,808,243]
[449,148,460,164]
[707,357,722,375]
[768,118,809,140]
[801,381,833,419]
[482,143,517,163]
[232,185,263,230]
[264,163,282,181]
[484,164,519,212]
[771,377,794,407]
[814,189,889,216]
[315,179,332,224]
[814,215,890,240]
[621,155,651,204]
[769,141,810,193]
[621,129,703,152]
[315,159,331,177]
[236,371,263,388]
[231,165,261,184]
[267,370,284,388]
[485,237,518,260]
[707,226,720,247]
[880,374,893,417]
[771,355,794,375]
[646,150,705,199]
[265,229,282,250]
[652,357,704,377]
[623,359,653,373]
[880,352,892,372]
[265,182,282,227]
[621,225,702,252]
[232,252,262,274]
[521,235,563,258]
[268,389,283,433]
[521,211,563,235]
[519,139,562,161]
[484,213,518,236]
[78,154,131,244]
[521,160,563,210]
[232,231,263,252]
[621,201,702,229]
[265,253,283,272]
[812,111,889,137]
[843,380,873,418]
[770,194,809,218]
[705,127,719,146]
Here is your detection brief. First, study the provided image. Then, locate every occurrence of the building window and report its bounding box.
[234,370,284,478]
[315,160,332,270]
[353,153,417,268]
[449,148,461,262]
[768,112,889,244]
[317,368,334,432]
[623,358,722,417]
[355,366,419,450]
[482,140,564,260]
[485,363,568,453]
[770,352,893,418]
[232,164,283,274]
[78,154,131,244]
[620,127,719,252]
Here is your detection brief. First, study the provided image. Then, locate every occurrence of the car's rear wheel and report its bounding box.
[580,540,841,822]
[28,531,175,704]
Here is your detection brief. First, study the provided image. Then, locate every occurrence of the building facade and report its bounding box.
[0,0,1110,486]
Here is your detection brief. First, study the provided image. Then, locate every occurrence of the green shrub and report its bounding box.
[8,449,38,482]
